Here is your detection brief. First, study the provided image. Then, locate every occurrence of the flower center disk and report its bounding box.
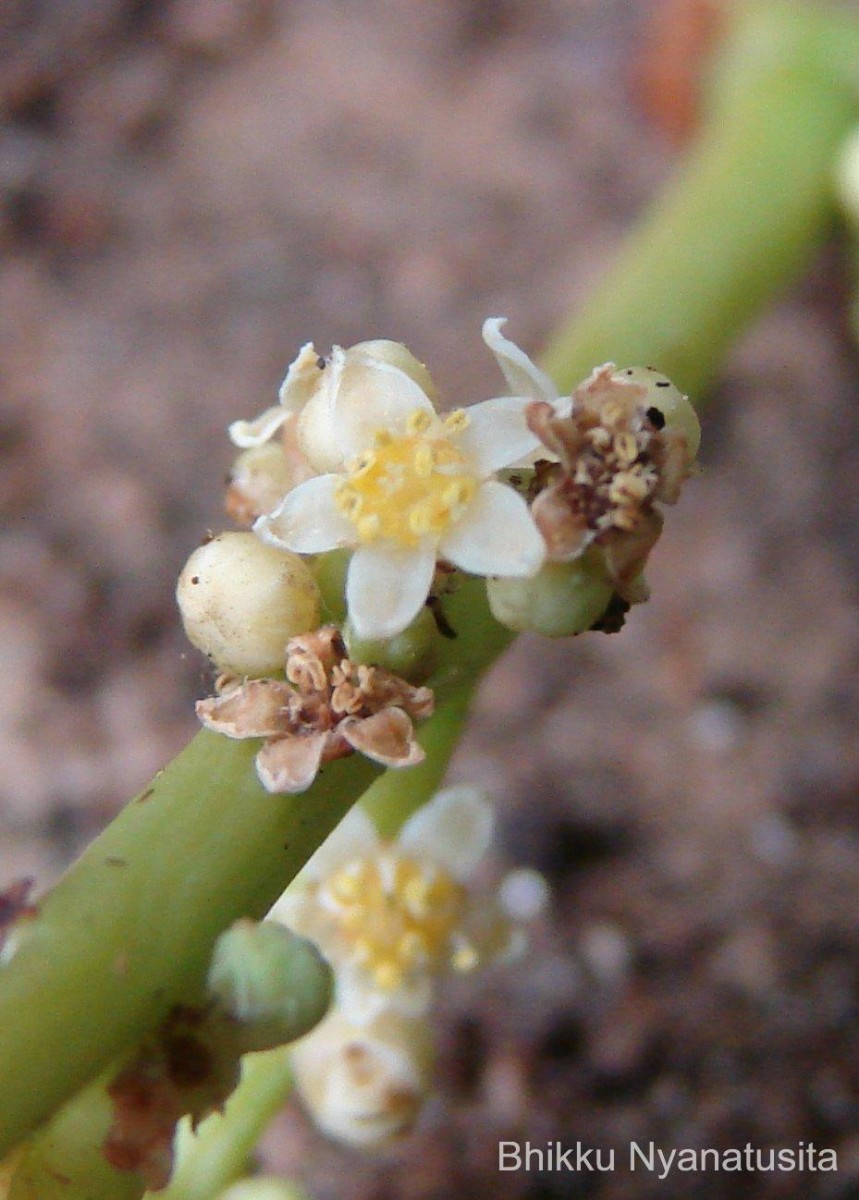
[334,409,478,547]
[321,855,466,990]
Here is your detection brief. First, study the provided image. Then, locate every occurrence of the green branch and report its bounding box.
[542,2,859,397]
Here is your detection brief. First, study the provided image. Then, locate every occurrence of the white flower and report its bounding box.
[254,399,546,641]
[289,1006,433,1148]
[268,787,542,1026]
[228,339,439,476]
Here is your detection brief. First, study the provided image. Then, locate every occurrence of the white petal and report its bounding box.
[254,474,355,554]
[386,974,434,1019]
[336,966,391,1026]
[333,357,435,457]
[229,405,287,449]
[278,342,325,414]
[439,481,545,578]
[456,395,543,475]
[346,542,436,640]
[483,317,557,402]
[299,349,436,473]
[398,786,494,880]
[306,804,380,883]
[266,887,313,932]
[498,868,550,920]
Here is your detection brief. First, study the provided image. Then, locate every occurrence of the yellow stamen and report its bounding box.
[333,407,478,547]
[321,854,466,987]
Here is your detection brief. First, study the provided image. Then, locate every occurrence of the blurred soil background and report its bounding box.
[3,1,859,1197]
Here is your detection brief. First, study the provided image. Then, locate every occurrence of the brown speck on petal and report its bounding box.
[196,679,293,738]
[256,732,330,793]
[340,707,425,768]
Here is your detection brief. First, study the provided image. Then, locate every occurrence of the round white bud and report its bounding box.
[611,366,701,458]
[177,532,320,675]
[349,339,438,401]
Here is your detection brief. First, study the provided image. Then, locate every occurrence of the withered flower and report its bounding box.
[196,626,434,793]
[526,364,697,602]
[103,1005,241,1191]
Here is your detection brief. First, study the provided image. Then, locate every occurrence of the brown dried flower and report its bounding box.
[196,626,434,793]
[526,365,696,602]
[103,1005,241,1191]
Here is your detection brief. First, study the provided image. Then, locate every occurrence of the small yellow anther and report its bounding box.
[414,444,434,477]
[373,960,403,990]
[356,514,382,540]
[444,409,470,432]
[408,506,434,536]
[406,409,433,434]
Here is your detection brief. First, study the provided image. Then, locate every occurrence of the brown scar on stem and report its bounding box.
[0,879,39,954]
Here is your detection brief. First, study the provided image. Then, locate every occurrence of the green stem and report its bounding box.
[7,1070,141,1200]
[542,1,859,397]
[156,1050,295,1200]
[0,735,379,1156]
[362,578,513,836]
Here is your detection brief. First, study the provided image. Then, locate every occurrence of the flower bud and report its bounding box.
[290,1008,433,1148]
[610,366,700,458]
[224,443,306,528]
[349,340,438,401]
[486,554,614,637]
[207,920,333,1054]
[297,343,437,474]
[177,532,321,675]
[343,606,438,683]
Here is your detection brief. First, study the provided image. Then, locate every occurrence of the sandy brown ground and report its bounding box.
[2,2,859,1198]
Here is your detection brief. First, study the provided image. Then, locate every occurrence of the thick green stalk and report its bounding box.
[0,736,378,1155]
[361,579,513,836]
[8,1070,141,1200]
[542,2,859,396]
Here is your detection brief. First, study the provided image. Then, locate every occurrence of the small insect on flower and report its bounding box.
[195,626,434,793]
[268,787,546,1024]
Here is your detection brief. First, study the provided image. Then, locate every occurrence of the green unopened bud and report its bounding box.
[218,1179,305,1200]
[310,548,350,625]
[343,606,438,682]
[487,554,614,637]
[207,920,332,1054]
[611,366,700,458]
[177,532,321,676]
